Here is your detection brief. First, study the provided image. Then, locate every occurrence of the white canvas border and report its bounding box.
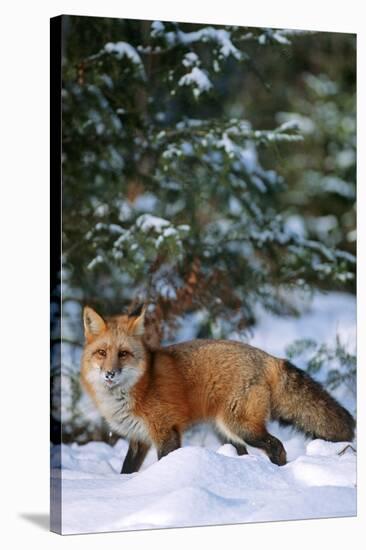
[0,1,364,549]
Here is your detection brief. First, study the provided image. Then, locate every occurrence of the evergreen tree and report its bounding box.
[56,17,356,441]
[62,17,354,341]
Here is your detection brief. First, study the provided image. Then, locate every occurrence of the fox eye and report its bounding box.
[118,350,129,359]
[97,349,106,358]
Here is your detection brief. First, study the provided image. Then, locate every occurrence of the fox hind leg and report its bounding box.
[242,429,287,466]
[226,440,248,456]
[221,418,287,466]
[230,442,248,456]
[219,388,287,466]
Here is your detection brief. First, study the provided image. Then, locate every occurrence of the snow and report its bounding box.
[155,227,178,248]
[277,111,316,134]
[322,175,356,199]
[53,291,356,534]
[133,192,158,212]
[150,20,165,38]
[249,292,355,361]
[164,26,242,60]
[217,131,236,157]
[178,67,213,97]
[53,438,355,534]
[104,42,145,79]
[285,214,307,238]
[86,255,103,270]
[336,149,355,170]
[256,28,304,46]
[182,52,199,68]
[305,73,338,96]
[135,214,170,233]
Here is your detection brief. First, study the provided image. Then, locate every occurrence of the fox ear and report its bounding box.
[83,306,106,341]
[128,304,146,336]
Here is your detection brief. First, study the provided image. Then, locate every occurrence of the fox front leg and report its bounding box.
[157,427,181,460]
[121,440,150,474]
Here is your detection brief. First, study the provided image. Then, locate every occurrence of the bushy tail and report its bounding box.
[271,360,355,441]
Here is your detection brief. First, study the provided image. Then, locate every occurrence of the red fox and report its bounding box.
[80,304,355,473]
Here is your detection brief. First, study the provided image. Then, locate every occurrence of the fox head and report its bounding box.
[81,304,147,391]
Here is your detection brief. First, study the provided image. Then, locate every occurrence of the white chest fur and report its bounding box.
[94,385,150,443]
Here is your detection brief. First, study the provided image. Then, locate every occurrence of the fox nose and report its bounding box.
[105,370,115,380]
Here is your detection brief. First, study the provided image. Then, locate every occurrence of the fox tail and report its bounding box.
[271,360,355,442]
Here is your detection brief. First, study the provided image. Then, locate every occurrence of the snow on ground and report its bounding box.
[52,291,356,534]
[249,291,355,359]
